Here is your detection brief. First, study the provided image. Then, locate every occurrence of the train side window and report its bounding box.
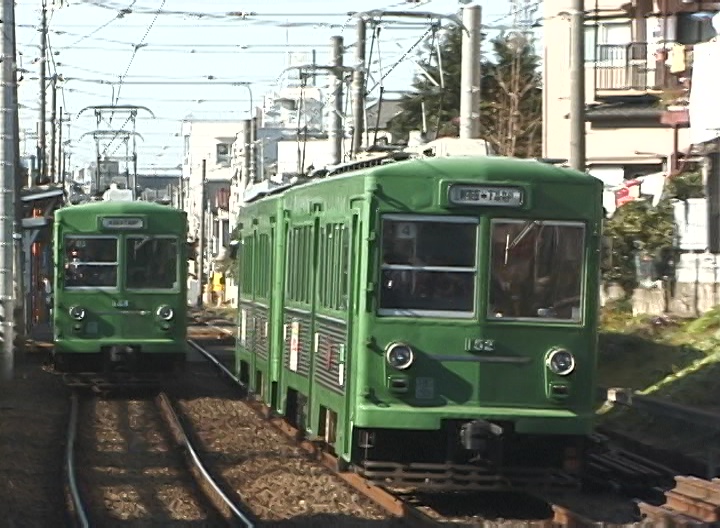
[63,236,118,289]
[378,215,478,318]
[488,219,585,322]
[126,236,179,290]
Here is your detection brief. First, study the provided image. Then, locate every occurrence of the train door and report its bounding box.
[279,219,318,433]
[339,213,362,456]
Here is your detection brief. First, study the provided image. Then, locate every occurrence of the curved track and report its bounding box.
[64,389,256,527]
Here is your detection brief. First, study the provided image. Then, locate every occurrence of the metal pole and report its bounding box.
[1,0,18,379]
[249,117,257,183]
[352,19,366,157]
[196,159,206,308]
[459,4,482,140]
[569,0,586,171]
[10,6,24,345]
[39,0,47,182]
[49,75,56,182]
[56,107,62,180]
[329,36,344,165]
[241,119,251,193]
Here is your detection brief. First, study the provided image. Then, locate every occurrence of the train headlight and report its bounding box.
[546,348,575,376]
[156,305,174,321]
[385,342,414,370]
[69,306,86,321]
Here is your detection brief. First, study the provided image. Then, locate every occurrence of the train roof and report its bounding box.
[56,200,185,218]
[245,154,601,204]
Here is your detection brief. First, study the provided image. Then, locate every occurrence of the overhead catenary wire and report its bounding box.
[109,0,165,123]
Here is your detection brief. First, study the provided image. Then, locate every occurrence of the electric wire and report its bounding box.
[111,0,166,117]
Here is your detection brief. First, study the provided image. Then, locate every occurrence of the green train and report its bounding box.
[52,200,188,374]
[235,152,603,490]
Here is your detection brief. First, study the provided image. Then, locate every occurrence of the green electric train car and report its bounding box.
[52,200,188,374]
[235,153,603,490]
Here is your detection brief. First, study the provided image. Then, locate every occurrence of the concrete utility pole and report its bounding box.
[56,106,63,179]
[38,0,48,182]
[351,19,366,157]
[1,0,18,379]
[329,35,344,166]
[249,117,257,183]
[49,75,57,181]
[241,119,251,192]
[10,0,23,347]
[569,0,586,171]
[196,159,206,308]
[459,4,482,140]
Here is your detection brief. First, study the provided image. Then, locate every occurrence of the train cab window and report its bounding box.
[126,236,179,290]
[488,219,585,322]
[378,215,478,318]
[63,237,118,289]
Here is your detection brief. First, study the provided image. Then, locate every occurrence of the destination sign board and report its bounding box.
[101,217,145,230]
[448,185,524,207]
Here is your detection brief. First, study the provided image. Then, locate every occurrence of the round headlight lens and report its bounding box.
[385,342,414,370]
[547,348,575,376]
[69,306,86,321]
[156,305,174,321]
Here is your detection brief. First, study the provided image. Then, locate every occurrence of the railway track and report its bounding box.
[64,389,256,527]
[50,312,687,527]
[189,338,615,527]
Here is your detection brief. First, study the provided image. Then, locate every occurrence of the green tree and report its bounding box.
[603,172,705,295]
[388,26,464,139]
[388,27,543,157]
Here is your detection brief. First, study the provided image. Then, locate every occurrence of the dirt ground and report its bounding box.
[0,349,69,527]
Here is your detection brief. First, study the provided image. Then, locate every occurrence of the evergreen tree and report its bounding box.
[388,27,542,157]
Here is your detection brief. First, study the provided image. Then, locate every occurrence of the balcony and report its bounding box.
[594,43,686,97]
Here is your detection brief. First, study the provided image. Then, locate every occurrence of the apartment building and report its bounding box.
[543,0,717,192]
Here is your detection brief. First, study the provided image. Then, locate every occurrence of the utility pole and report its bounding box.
[10,0,24,347]
[56,106,63,180]
[49,75,56,182]
[459,4,482,139]
[196,159,206,308]
[1,0,18,380]
[329,35,344,165]
[38,0,48,182]
[351,19,366,157]
[569,0,586,171]
[241,119,251,193]
[249,117,257,183]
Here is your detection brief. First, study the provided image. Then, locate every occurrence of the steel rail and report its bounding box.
[156,392,256,527]
[65,392,90,528]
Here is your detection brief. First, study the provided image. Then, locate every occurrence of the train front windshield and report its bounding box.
[379,215,478,317]
[62,235,179,290]
[64,236,118,288]
[488,219,585,322]
[378,215,586,322]
[126,236,179,290]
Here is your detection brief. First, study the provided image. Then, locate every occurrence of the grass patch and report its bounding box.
[598,304,720,465]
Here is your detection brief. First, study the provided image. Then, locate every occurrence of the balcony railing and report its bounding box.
[594,43,684,93]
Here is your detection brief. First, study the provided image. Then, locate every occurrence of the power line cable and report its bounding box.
[110,0,165,121]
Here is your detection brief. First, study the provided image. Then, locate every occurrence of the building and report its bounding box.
[543,0,716,197]
[180,119,239,280]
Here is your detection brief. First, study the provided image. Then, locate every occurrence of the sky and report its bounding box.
[15,0,543,174]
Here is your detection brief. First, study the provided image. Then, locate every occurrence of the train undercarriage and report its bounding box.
[351,419,589,491]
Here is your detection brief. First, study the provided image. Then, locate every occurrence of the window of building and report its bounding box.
[488,220,585,322]
[216,143,231,165]
[585,21,633,62]
[378,215,478,318]
[676,13,716,45]
[126,236,179,290]
[63,236,118,289]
